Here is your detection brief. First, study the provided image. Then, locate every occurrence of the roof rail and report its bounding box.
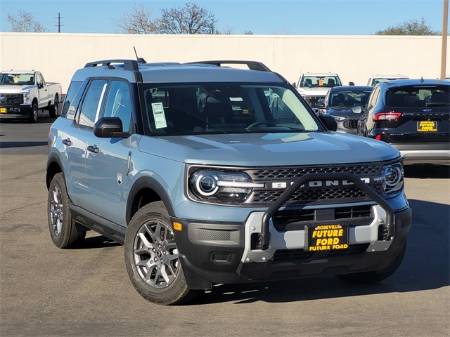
[187,60,271,72]
[84,59,146,71]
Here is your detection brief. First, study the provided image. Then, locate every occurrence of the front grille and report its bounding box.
[343,120,358,129]
[247,163,382,181]
[273,205,373,231]
[304,95,324,108]
[0,93,24,105]
[251,186,372,204]
[273,244,369,262]
[245,163,383,206]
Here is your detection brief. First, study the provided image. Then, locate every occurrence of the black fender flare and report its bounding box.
[46,152,65,188]
[126,175,175,223]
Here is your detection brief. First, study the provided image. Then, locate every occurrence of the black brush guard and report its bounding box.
[259,172,395,250]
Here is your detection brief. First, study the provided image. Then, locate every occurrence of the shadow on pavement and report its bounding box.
[192,198,449,305]
[0,117,56,124]
[0,141,48,148]
[404,164,450,179]
[71,235,121,249]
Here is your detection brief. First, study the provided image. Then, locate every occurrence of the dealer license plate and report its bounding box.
[417,121,437,132]
[307,224,349,252]
[0,107,7,113]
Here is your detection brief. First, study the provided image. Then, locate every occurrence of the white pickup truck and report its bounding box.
[296,72,342,113]
[0,70,62,122]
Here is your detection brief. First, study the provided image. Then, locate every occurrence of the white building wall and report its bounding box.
[1,33,448,92]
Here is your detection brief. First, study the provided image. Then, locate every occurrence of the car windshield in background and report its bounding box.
[330,90,372,108]
[386,85,450,107]
[301,76,341,88]
[372,78,407,86]
[144,84,320,135]
[0,73,35,85]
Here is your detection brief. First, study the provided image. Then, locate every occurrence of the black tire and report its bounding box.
[337,241,406,284]
[49,94,59,118]
[124,201,198,305]
[47,173,86,248]
[30,101,39,123]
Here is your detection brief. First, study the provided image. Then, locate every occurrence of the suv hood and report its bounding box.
[139,132,399,166]
[0,85,32,94]
[298,87,330,97]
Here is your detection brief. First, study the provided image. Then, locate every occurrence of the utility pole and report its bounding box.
[57,12,62,33]
[441,0,448,79]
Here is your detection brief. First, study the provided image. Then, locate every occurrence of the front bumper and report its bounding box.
[175,207,411,289]
[0,105,32,119]
[174,196,411,289]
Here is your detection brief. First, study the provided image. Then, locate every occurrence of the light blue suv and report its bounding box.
[47,59,411,304]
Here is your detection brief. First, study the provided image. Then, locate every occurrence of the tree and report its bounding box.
[119,6,158,34]
[7,10,45,32]
[375,18,438,35]
[157,2,217,34]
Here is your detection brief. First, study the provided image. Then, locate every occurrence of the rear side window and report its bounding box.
[77,80,107,128]
[61,81,82,119]
[386,85,450,108]
[101,81,133,133]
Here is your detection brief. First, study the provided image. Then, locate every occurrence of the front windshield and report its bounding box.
[144,83,320,135]
[330,90,372,108]
[301,76,341,88]
[0,73,35,85]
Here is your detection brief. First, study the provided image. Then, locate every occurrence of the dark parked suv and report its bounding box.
[357,79,450,164]
[47,59,411,305]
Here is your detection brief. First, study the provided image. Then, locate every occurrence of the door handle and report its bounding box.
[87,145,99,153]
[62,138,72,146]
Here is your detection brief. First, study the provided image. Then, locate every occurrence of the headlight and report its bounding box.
[22,91,32,103]
[188,168,263,204]
[383,162,404,194]
[333,115,346,122]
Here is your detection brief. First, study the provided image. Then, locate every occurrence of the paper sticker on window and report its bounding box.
[151,102,167,129]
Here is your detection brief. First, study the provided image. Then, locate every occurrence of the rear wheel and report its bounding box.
[124,201,197,305]
[48,94,59,118]
[337,241,406,284]
[47,173,86,248]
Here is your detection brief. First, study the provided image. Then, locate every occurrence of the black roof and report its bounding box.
[379,79,450,88]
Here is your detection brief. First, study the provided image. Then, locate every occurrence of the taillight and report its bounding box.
[373,111,402,121]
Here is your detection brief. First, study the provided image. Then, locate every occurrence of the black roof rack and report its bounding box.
[84,59,146,71]
[186,60,271,72]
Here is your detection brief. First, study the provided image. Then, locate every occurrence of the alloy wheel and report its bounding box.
[133,220,180,289]
[49,184,64,236]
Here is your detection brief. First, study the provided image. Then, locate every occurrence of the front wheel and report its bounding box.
[337,241,406,284]
[30,101,39,123]
[124,201,197,305]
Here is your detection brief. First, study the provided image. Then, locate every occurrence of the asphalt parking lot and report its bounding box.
[1,121,449,337]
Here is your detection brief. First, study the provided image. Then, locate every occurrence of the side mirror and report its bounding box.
[94,117,128,138]
[348,81,355,86]
[319,115,337,131]
[37,83,43,89]
[292,82,297,88]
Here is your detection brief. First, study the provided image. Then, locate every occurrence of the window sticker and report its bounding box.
[151,102,167,129]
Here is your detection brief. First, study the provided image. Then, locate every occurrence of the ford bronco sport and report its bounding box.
[47,59,411,305]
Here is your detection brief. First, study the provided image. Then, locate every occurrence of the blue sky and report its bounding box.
[0,0,446,34]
